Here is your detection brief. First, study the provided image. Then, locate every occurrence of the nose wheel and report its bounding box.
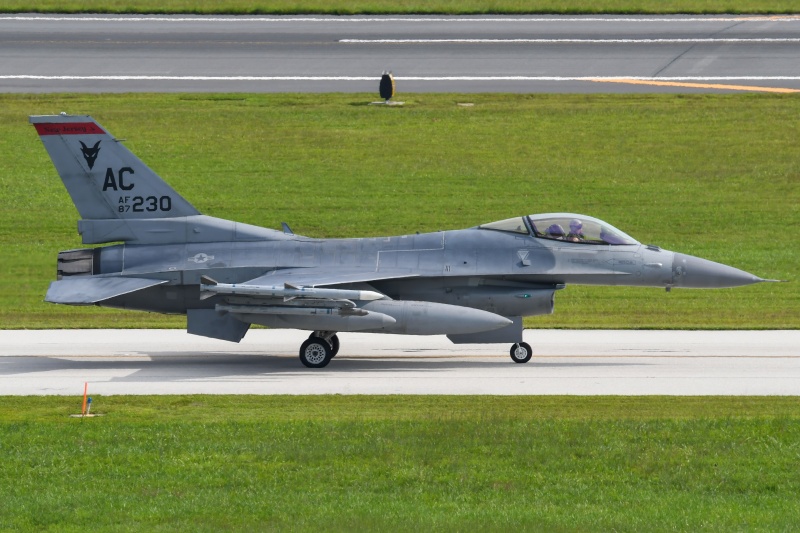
[509,342,533,363]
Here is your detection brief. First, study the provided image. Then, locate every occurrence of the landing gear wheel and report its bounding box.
[329,334,340,357]
[300,337,333,368]
[308,332,340,358]
[510,342,533,364]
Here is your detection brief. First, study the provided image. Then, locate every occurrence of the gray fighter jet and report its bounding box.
[32,114,774,368]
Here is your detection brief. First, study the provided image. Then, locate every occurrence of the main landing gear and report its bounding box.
[299,331,340,368]
[509,342,533,363]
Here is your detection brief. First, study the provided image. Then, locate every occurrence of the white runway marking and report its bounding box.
[1,330,797,396]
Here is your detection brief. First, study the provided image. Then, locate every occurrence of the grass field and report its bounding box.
[2,0,799,14]
[1,93,797,329]
[1,396,799,531]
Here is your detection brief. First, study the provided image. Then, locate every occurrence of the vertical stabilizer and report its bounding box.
[30,114,200,220]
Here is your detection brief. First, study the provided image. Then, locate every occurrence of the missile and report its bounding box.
[200,276,385,302]
[217,304,375,317]
[218,303,397,332]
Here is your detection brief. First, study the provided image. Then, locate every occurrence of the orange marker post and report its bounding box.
[81,382,88,416]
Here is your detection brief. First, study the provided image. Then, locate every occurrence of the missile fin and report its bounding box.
[199,275,218,300]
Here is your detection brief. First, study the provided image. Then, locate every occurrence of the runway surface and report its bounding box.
[1,14,799,93]
[1,329,797,395]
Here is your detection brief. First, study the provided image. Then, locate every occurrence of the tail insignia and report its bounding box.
[79,140,101,169]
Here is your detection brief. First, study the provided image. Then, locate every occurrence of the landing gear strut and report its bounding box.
[328,335,340,357]
[299,331,340,368]
[509,342,533,363]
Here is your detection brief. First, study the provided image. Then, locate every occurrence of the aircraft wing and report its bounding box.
[46,277,168,305]
[242,267,420,289]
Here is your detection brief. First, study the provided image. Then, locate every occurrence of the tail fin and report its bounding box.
[30,114,199,220]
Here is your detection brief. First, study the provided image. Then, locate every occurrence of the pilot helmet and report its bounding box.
[569,219,583,231]
[546,224,566,236]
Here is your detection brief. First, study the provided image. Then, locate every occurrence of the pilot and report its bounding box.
[545,224,566,240]
[567,219,586,242]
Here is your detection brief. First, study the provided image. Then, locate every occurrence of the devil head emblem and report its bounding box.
[79,141,101,169]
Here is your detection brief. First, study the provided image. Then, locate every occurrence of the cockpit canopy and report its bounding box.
[479,213,639,245]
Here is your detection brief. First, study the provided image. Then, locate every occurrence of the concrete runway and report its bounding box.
[1,14,799,93]
[1,329,797,395]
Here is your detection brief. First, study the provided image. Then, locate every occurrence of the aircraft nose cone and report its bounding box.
[671,253,764,288]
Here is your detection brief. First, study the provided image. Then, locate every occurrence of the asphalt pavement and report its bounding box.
[2,329,797,395]
[1,14,799,93]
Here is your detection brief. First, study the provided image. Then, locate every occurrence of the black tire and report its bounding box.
[300,337,332,368]
[329,334,340,357]
[510,342,533,364]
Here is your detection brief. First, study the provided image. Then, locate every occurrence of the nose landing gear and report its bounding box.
[509,342,533,363]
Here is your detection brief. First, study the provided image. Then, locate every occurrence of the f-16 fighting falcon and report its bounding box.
[32,114,775,368]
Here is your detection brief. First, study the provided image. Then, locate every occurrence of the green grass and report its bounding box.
[1,396,799,531]
[1,93,797,329]
[2,0,799,14]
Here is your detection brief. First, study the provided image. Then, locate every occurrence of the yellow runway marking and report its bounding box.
[592,78,800,93]
[733,15,800,21]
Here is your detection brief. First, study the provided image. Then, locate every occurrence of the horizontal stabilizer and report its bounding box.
[45,277,167,305]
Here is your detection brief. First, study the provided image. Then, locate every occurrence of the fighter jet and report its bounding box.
[32,114,775,368]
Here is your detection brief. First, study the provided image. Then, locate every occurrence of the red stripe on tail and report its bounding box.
[34,122,105,136]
